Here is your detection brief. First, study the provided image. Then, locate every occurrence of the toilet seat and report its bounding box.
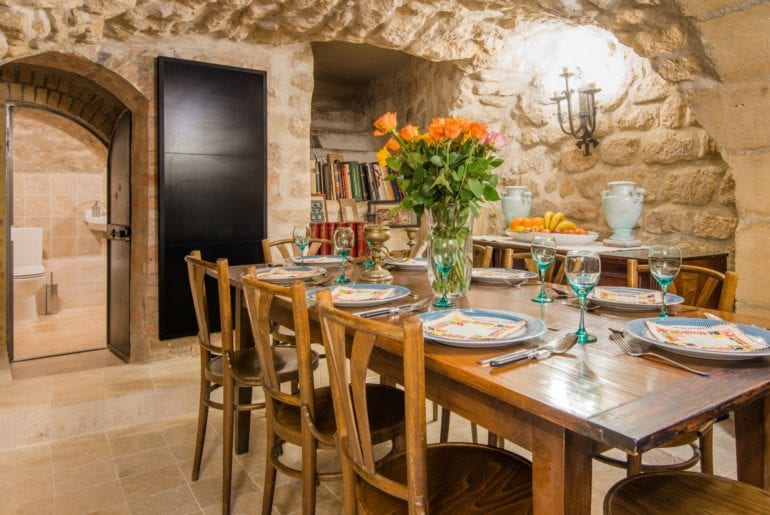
[14,264,45,279]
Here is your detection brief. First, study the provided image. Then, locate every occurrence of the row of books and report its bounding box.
[310,154,404,202]
[310,221,368,257]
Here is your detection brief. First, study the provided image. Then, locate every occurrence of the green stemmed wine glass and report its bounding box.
[648,244,681,318]
[333,227,354,284]
[431,236,458,308]
[531,236,557,303]
[292,224,311,259]
[565,250,601,344]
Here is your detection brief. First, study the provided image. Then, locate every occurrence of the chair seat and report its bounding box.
[207,346,317,384]
[605,471,770,514]
[274,384,405,445]
[358,443,533,514]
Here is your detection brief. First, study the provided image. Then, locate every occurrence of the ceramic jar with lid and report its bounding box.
[501,186,532,224]
[601,181,645,243]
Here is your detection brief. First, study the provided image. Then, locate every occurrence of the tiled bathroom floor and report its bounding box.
[12,305,106,361]
[0,354,740,514]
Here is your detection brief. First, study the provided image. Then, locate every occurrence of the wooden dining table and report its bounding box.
[223,265,770,515]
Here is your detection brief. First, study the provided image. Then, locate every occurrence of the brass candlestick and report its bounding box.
[360,224,394,283]
[405,228,419,257]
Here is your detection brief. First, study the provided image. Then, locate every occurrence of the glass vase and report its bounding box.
[427,204,473,299]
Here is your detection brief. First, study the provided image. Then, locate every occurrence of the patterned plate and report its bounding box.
[624,317,770,361]
[384,257,428,270]
[471,268,537,284]
[289,255,346,266]
[589,286,684,311]
[255,266,326,284]
[307,284,411,307]
[416,309,547,348]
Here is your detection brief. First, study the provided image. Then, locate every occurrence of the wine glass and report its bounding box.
[648,244,682,318]
[565,250,601,344]
[530,236,557,303]
[333,227,355,284]
[431,236,459,307]
[292,224,311,259]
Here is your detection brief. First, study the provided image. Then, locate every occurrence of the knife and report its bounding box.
[356,298,430,318]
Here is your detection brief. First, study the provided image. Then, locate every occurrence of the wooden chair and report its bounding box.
[316,289,534,513]
[185,251,308,513]
[240,269,406,515]
[503,248,567,284]
[472,243,493,268]
[604,471,770,514]
[262,237,333,264]
[627,259,738,312]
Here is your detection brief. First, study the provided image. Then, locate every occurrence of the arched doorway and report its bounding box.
[0,53,148,364]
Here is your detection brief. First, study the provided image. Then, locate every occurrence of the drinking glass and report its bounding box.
[565,250,601,344]
[431,236,459,307]
[530,236,557,303]
[292,224,311,258]
[333,227,355,284]
[648,244,682,318]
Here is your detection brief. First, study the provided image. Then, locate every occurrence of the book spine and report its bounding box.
[319,223,331,254]
[333,162,343,200]
[310,222,321,240]
[359,163,370,201]
[351,162,363,201]
[344,162,355,200]
[355,221,366,258]
[315,160,322,195]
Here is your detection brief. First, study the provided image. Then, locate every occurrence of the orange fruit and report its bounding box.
[521,218,533,228]
[509,218,523,230]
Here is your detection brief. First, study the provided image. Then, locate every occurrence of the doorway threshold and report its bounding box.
[10,348,123,380]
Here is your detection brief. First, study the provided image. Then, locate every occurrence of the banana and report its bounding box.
[543,211,554,230]
[555,220,577,231]
[549,212,565,230]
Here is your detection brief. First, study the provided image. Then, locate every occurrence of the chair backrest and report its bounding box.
[184,250,234,354]
[262,237,332,264]
[627,259,738,312]
[472,244,493,268]
[316,289,428,512]
[503,249,566,284]
[240,269,317,415]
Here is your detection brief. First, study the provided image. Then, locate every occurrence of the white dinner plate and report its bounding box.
[624,317,770,361]
[384,257,428,270]
[289,255,346,266]
[506,230,599,246]
[307,284,411,307]
[471,268,537,284]
[416,309,547,348]
[589,286,684,311]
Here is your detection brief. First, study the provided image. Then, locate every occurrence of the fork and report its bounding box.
[610,333,710,376]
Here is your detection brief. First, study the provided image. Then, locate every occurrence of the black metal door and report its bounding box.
[106,111,131,361]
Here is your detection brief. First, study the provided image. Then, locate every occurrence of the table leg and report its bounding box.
[532,420,593,515]
[735,395,770,489]
[234,290,252,454]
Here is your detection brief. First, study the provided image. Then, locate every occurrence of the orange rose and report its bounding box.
[469,121,488,140]
[376,147,390,167]
[385,137,400,152]
[428,118,446,140]
[373,112,398,136]
[455,116,471,134]
[444,118,463,139]
[399,124,420,141]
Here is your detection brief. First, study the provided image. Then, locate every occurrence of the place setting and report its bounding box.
[254,265,328,284]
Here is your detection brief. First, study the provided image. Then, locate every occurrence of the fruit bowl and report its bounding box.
[506,230,600,246]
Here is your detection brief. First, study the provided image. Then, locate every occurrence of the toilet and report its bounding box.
[11,227,47,325]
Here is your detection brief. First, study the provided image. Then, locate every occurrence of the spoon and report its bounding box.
[479,334,578,367]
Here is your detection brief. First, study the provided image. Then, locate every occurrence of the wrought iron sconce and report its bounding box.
[551,67,601,156]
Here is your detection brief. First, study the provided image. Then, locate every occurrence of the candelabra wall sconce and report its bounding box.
[551,67,601,156]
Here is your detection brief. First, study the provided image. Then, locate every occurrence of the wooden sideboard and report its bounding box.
[473,236,728,288]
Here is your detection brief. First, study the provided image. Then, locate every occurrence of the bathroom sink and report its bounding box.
[84,211,107,232]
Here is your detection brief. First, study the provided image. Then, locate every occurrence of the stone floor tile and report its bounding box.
[0,441,51,469]
[54,480,125,515]
[126,485,200,515]
[271,478,339,515]
[51,433,112,470]
[108,430,166,457]
[54,457,118,494]
[119,464,187,503]
[189,468,259,509]
[3,495,55,515]
[85,503,130,514]
[0,462,53,506]
[114,446,177,479]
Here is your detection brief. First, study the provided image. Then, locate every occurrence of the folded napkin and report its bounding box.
[645,321,768,352]
[258,267,318,279]
[424,311,527,341]
[331,286,395,302]
[592,287,661,305]
[292,256,341,263]
[473,269,529,279]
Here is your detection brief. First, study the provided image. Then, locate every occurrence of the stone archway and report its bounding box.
[0,51,151,362]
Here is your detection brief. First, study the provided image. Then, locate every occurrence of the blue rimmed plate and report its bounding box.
[624,317,770,361]
[289,255,346,267]
[384,257,428,270]
[307,284,411,307]
[255,266,326,284]
[471,268,537,284]
[416,309,548,348]
[589,286,684,311]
